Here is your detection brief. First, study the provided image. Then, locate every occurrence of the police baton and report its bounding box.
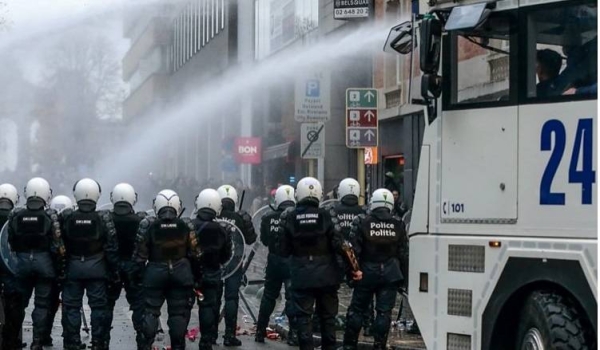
[238,190,246,211]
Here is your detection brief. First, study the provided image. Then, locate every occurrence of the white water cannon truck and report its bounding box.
[385,0,597,349]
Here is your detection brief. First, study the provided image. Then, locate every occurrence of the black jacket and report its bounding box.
[330,196,366,240]
[110,203,146,263]
[60,207,118,281]
[279,200,346,289]
[133,210,202,288]
[8,201,65,279]
[349,208,407,286]
[218,201,257,246]
[193,209,232,285]
[260,202,294,279]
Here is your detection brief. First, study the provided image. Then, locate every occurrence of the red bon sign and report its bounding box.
[234,137,262,164]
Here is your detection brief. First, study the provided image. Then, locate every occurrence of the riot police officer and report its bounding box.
[192,189,232,350]
[216,185,256,346]
[332,178,373,336]
[7,177,65,350]
[280,177,362,350]
[60,178,119,350]
[132,189,203,350]
[255,185,298,345]
[42,195,74,347]
[343,188,408,350]
[106,184,146,348]
[0,183,23,349]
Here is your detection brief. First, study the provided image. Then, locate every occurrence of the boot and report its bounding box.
[29,339,43,350]
[363,324,373,337]
[64,343,83,350]
[90,340,109,350]
[373,332,389,350]
[373,341,386,350]
[287,328,299,346]
[223,333,242,347]
[41,335,53,347]
[254,329,266,343]
[199,342,213,350]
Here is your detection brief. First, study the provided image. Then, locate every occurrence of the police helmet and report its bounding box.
[370,188,394,211]
[50,195,73,212]
[153,189,182,215]
[0,183,19,208]
[274,185,295,208]
[110,183,138,206]
[195,189,222,216]
[25,177,52,204]
[296,177,323,203]
[73,178,101,204]
[217,185,238,206]
[338,178,360,200]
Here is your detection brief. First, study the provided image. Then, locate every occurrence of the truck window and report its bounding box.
[526,2,597,100]
[443,12,516,109]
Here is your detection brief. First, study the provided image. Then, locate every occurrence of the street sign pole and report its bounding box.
[357,149,365,206]
[317,157,325,189]
[309,159,316,178]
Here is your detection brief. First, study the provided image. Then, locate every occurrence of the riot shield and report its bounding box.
[251,205,272,235]
[98,203,113,211]
[320,199,339,208]
[402,209,412,233]
[0,222,17,275]
[241,205,272,282]
[215,219,245,280]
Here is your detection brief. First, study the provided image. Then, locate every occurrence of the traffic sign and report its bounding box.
[295,71,331,123]
[301,123,325,159]
[334,0,371,20]
[346,88,378,148]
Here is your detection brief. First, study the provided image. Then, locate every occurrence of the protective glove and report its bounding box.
[128,264,144,285]
[193,281,204,302]
[57,271,67,290]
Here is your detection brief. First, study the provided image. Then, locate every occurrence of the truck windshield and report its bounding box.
[445,12,514,106]
[527,3,597,99]
[443,1,597,109]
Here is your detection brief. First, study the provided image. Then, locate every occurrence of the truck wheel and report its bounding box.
[516,290,589,350]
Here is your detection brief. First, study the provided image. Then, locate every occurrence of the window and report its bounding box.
[525,2,597,100]
[443,11,516,108]
[254,0,319,60]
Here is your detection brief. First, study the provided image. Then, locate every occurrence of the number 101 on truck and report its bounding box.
[384,0,597,349]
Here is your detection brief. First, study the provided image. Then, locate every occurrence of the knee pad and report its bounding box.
[373,312,391,330]
[262,286,280,301]
[34,298,51,309]
[346,311,363,331]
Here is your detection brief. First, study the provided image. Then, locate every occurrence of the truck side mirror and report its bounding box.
[419,16,442,74]
[384,21,415,55]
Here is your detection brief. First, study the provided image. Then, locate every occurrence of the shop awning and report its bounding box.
[263,142,292,161]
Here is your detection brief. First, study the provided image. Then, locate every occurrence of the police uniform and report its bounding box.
[0,205,24,350]
[60,208,119,350]
[255,202,298,344]
[7,202,65,350]
[132,213,202,350]
[342,208,407,350]
[279,200,348,350]
[217,201,256,345]
[331,196,374,336]
[106,203,147,347]
[193,209,232,350]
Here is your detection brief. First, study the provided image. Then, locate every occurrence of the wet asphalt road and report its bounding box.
[21,243,424,349]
